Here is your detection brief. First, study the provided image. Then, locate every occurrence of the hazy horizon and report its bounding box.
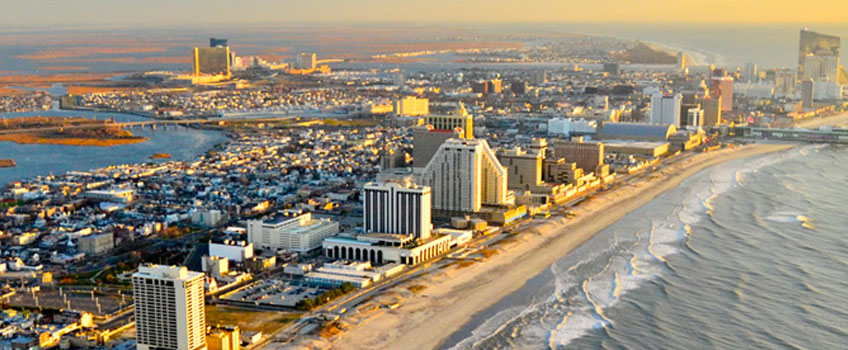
[2,0,847,29]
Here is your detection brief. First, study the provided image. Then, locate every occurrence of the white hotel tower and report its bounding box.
[363,181,432,240]
[133,264,207,350]
[420,138,510,213]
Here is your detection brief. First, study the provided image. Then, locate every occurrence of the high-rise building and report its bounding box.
[700,97,722,126]
[413,110,474,168]
[650,93,682,127]
[511,81,527,95]
[798,29,840,78]
[497,146,544,190]
[678,92,702,128]
[424,113,473,139]
[487,79,503,94]
[471,81,488,94]
[551,139,604,175]
[193,47,230,77]
[742,62,758,82]
[420,138,510,213]
[297,52,316,70]
[677,52,689,70]
[822,56,840,82]
[775,68,796,97]
[529,71,547,85]
[363,181,432,240]
[247,212,339,252]
[412,126,460,168]
[393,96,429,116]
[802,78,815,109]
[803,56,824,80]
[710,77,734,111]
[209,38,228,48]
[392,72,404,86]
[133,264,206,350]
[686,108,704,128]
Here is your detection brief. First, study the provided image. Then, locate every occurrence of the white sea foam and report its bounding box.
[450,145,804,350]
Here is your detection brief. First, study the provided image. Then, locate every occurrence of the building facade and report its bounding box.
[133,265,206,350]
[78,233,114,255]
[193,47,230,77]
[419,138,510,213]
[247,213,339,252]
[497,147,543,190]
[699,97,722,126]
[710,77,734,112]
[551,139,604,175]
[412,125,460,168]
[650,93,682,127]
[424,114,474,139]
[323,233,451,266]
[393,96,429,116]
[363,181,432,240]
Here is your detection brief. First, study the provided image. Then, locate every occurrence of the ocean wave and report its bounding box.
[447,147,805,350]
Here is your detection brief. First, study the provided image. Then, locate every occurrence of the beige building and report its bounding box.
[498,147,543,190]
[202,255,229,276]
[206,325,240,350]
[247,212,339,253]
[700,97,722,126]
[551,138,604,174]
[133,265,206,350]
[393,96,429,116]
[419,138,511,213]
[424,113,474,139]
[77,233,113,255]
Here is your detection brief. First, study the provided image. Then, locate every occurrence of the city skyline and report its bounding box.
[2,0,848,28]
[1,4,847,349]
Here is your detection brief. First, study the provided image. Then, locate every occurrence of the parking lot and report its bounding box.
[221,279,326,308]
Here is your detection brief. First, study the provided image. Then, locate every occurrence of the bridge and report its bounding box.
[0,114,323,135]
[744,127,848,144]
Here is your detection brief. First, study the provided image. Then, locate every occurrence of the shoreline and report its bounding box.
[329,143,794,350]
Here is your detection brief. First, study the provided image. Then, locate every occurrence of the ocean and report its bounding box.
[443,144,848,349]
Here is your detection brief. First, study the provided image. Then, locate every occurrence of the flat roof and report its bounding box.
[603,140,670,148]
[358,233,413,243]
[305,272,370,283]
[324,237,373,246]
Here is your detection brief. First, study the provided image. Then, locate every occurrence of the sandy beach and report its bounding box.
[317,143,793,350]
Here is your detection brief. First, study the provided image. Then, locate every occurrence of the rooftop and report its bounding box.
[598,122,677,140]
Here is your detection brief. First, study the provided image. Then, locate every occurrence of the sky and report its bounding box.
[2,0,847,29]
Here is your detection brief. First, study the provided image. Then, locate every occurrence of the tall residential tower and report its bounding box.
[363,181,432,240]
[133,264,206,350]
